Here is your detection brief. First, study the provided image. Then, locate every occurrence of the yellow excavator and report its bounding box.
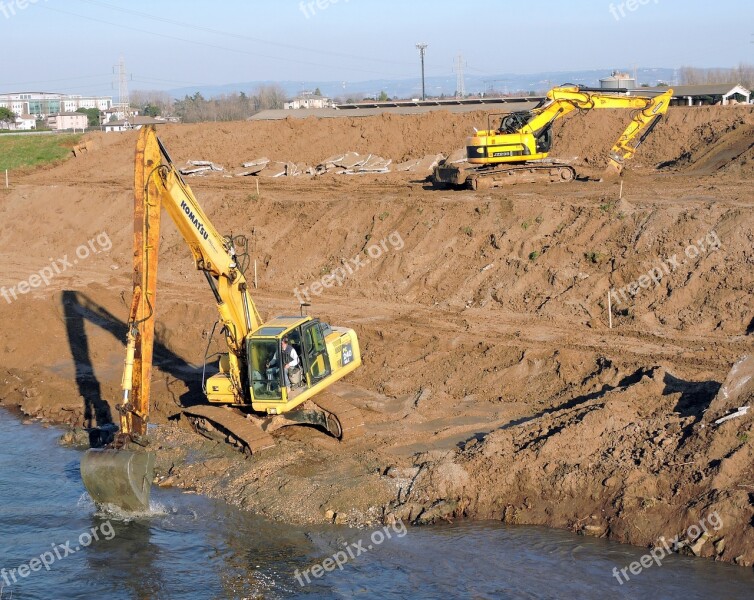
[81,126,364,511]
[433,84,674,189]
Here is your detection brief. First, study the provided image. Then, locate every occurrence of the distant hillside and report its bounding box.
[167,68,678,101]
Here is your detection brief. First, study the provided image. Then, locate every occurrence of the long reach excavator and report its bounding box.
[81,126,364,511]
[432,84,674,189]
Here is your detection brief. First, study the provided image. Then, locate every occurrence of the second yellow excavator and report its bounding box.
[81,126,364,511]
[433,84,674,189]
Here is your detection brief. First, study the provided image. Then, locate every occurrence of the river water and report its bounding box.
[1,409,752,600]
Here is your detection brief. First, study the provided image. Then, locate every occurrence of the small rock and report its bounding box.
[714,538,726,555]
[58,427,90,448]
[689,531,710,556]
[325,509,335,522]
[157,475,177,487]
[582,525,605,536]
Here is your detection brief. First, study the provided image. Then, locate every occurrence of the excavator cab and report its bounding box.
[245,317,356,413]
[203,314,360,417]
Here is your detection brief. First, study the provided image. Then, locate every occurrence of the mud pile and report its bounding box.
[394,364,753,566]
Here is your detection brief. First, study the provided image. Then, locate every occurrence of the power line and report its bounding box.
[37,4,411,79]
[75,0,420,72]
[1,74,112,88]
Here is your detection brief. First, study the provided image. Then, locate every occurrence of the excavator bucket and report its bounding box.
[80,449,155,512]
[603,159,624,179]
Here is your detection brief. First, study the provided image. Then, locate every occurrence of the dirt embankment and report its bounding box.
[1,106,752,567]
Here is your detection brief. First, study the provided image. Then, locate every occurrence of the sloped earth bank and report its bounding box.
[1,106,752,570]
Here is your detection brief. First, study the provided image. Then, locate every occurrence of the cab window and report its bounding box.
[248,339,282,400]
[302,321,331,382]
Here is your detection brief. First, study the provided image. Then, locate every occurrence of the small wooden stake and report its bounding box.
[4,169,8,189]
[254,260,258,289]
[619,179,623,200]
[608,291,613,329]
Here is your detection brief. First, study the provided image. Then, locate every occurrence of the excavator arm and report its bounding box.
[121,126,262,440]
[81,126,264,510]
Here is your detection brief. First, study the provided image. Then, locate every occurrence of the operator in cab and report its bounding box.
[266,336,299,390]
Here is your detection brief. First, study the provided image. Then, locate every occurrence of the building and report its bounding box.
[104,115,165,133]
[284,95,333,110]
[670,84,750,106]
[0,92,112,118]
[0,113,36,131]
[15,114,36,130]
[48,112,88,131]
[629,83,751,106]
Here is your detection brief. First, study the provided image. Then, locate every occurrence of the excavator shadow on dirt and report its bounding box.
[62,289,204,449]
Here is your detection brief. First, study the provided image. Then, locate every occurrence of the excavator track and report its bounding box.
[183,405,276,455]
[433,162,575,190]
[310,395,365,441]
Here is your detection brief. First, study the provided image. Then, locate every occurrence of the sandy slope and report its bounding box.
[1,106,752,567]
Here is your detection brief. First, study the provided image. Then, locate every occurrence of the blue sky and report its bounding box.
[0,0,751,95]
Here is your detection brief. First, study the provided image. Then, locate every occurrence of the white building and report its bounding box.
[48,112,88,131]
[0,92,112,118]
[104,115,165,133]
[15,114,36,130]
[630,83,752,106]
[284,96,333,110]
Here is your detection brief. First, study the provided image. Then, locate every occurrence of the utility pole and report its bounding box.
[416,43,428,100]
[113,57,131,118]
[454,54,466,98]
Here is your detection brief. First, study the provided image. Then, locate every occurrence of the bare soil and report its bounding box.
[1,105,753,568]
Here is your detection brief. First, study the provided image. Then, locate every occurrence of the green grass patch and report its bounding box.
[0,134,81,171]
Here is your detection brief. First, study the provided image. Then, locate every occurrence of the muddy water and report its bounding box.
[1,409,752,600]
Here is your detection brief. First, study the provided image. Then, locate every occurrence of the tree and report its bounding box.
[142,104,160,117]
[378,90,389,102]
[76,107,101,127]
[314,87,322,96]
[130,90,174,118]
[0,106,15,127]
